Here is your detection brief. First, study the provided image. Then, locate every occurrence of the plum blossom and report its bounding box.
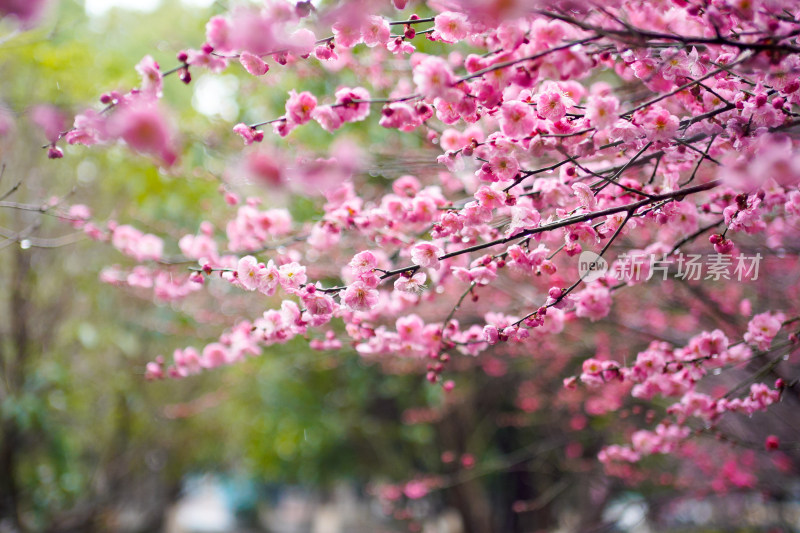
[403,480,428,500]
[639,106,679,142]
[312,106,344,132]
[474,185,506,209]
[332,20,361,48]
[333,87,371,123]
[483,325,500,345]
[111,225,163,261]
[348,250,378,276]
[743,311,785,350]
[107,102,177,166]
[186,48,228,73]
[66,204,91,229]
[236,256,279,295]
[179,233,218,261]
[278,262,307,291]
[301,287,337,316]
[434,11,470,43]
[135,55,163,99]
[410,242,443,270]
[572,182,597,210]
[586,95,619,129]
[413,55,457,99]
[499,100,535,139]
[394,271,426,293]
[233,123,264,145]
[575,284,612,322]
[285,90,317,125]
[205,15,233,52]
[342,281,379,311]
[535,85,573,121]
[361,16,390,47]
[239,51,269,76]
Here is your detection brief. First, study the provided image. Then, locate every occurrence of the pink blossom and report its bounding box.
[766,435,780,451]
[499,100,535,139]
[239,51,269,76]
[599,445,640,464]
[332,20,361,48]
[205,15,233,52]
[179,233,218,260]
[334,86,371,123]
[135,55,163,99]
[535,88,572,121]
[107,102,177,166]
[467,264,497,286]
[743,311,784,350]
[640,106,678,142]
[483,325,500,345]
[226,206,292,252]
[397,314,424,342]
[439,128,465,151]
[186,48,228,73]
[285,90,317,125]
[48,146,63,159]
[31,105,65,143]
[359,270,380,288]
[139,234,165,261]
[236,256,261,291]
[66,204,91,229]
[361,16,390,47]
[387,37,415,55]
[111,225,163,261]
[287,28,316,56]
[226,7,281,55]
[278,262,307,290]
[434,11,470,43]
[575,284,612,322]
[722,135,800,191]
[410,242,443,270]
[572,182,596,210]
[257,262,281,296]
[313,105,344,132]
[393,175,421,197]
[232,123,263,145]
[173,347,203,377]
[659,48,691,81]
[66,110,107,146]
[377,102,411,131]
[413,55,456,99]
[496,19,526,50]
[202,343,230,368]
[462,201,492,225]
[127,266,153,288]
[507,205,541,235]
[342,281,379,311]
[394,271,426,293]
[586,95,619,129]
[145,361,164,380]
[302,287,336,316]
[688,329,729,359]
[349,250,378,276]
[403,480,428,500]
[315,44,336,61]
[474,185,505,209]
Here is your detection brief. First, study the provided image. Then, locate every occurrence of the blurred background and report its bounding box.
[1,1,800,533]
